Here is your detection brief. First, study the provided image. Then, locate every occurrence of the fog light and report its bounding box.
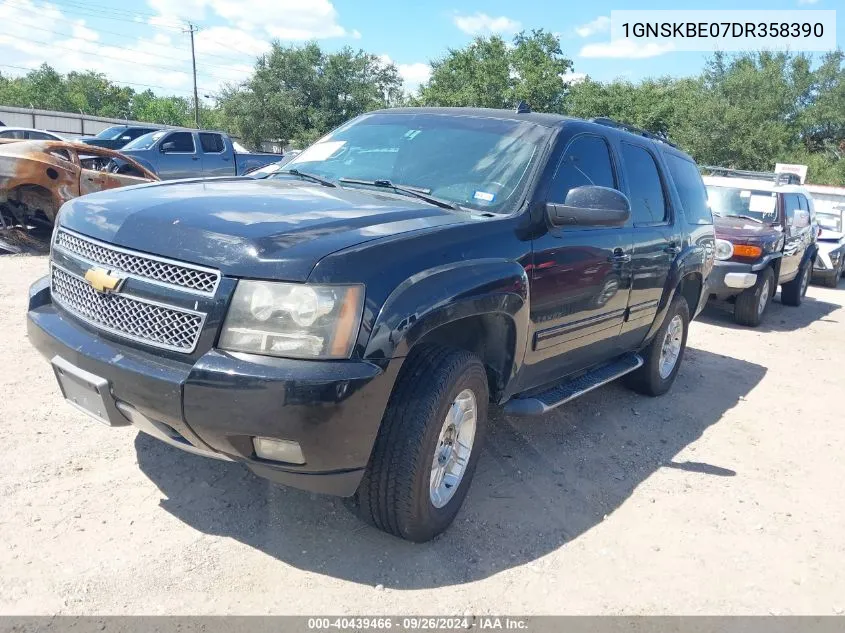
[253,437,305,464]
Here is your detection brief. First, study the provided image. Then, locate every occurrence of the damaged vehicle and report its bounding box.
[0,139,158,236]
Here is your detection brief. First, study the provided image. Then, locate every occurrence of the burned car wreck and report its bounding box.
[0,139,158,239]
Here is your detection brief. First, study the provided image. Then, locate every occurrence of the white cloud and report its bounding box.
[210,0,351,40]
[797,0,819,4]
[579,40,675,59]
[575,16,610,38]
[398,63,431,91]
[195,26,270,57]
[453,13,521,36]
[561,71,588,84]
[380,55,432,91]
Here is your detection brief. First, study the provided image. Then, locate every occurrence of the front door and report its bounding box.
[522,133,633,390]
[159,131,200,180]
[616,141,676,349]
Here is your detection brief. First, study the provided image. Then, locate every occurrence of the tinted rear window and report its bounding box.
[666,154,713,225]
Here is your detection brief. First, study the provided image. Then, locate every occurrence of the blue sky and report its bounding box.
[0,0,841,101]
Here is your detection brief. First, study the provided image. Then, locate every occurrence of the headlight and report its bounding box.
[219,281,364,359]
[714,239,734,261]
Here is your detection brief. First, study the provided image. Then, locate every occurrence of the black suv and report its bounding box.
[28,108,715,541]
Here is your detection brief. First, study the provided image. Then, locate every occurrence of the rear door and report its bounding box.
[199,133,234,176]
[615,141,678,349]
[523,132,633,388]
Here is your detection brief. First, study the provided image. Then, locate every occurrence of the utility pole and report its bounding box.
[185,22,200,129]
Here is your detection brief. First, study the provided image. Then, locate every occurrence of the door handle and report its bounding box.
[191,157,200,161]
[608,248,632,264]
[664,244,681,255]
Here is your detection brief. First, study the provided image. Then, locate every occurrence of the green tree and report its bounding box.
[418,29,573,111]
[217,41,403,149]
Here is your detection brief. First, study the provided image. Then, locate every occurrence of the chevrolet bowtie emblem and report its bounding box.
[84,268,124,294]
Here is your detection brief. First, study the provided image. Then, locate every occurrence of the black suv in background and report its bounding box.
[28,108,715,541]
[78,125,162,150]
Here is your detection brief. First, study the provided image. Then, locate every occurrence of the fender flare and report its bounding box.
[364,258,530,390]
[645,245,707,343]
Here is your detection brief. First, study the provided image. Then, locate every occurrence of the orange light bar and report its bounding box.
[733,244,763,258]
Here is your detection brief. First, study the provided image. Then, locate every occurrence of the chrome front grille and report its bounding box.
[51,265,205,352]
[54,229,219,295]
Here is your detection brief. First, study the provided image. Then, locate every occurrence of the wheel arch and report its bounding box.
[364,259,530,403]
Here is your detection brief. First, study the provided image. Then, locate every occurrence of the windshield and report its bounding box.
[284,112,549,212]
[94,126,128,140]
[251,154,299,177]
[123,130,167,150]
[706,185,779,223]
[817,212,842,232]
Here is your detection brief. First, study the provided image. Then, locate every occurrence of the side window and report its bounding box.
[548,134,616,203]
[165,132,195,152]
[129,129,152,140]
[0,130,25,139]
[28,131,53,140]
[199,133,225,153]
[620,142,668,225]
[665,154,712,225]
[783,194,801,227]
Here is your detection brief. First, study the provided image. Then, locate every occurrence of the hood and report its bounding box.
[57,178,472,281]
[713,215,781,242]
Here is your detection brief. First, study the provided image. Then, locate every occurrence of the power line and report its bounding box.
[0,18,254,77]
[0,29,245,83]
[2,0,184,31]
[0,63,197,94]
[3,0,262,66]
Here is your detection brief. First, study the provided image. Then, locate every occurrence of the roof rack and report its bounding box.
[701,166,802,185]
[590,117,677,148]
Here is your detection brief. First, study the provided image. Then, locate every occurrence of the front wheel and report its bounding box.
[350,345,488,542]
[734,267,774,327]
[625,295,690,397]
[782,260,811,306]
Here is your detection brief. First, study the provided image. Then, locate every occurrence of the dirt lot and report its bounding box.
[1,253,844,615]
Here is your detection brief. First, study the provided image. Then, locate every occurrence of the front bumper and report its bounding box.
[707,260,761,300]
[27,275,394,496]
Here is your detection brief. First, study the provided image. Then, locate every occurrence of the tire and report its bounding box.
[821,270,840,288]
[734,267,774,327]
[350,345,488,542]
[625,295,690,397]
[781,259,811,306]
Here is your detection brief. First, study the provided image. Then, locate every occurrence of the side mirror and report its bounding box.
[160,141,176,153]
[546,185,631,227]
[793,210,810,229]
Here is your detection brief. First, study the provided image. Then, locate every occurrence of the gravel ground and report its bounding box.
[1,254,844,615]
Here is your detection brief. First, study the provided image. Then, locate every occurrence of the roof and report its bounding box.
[703,174,813,197]
[369,107,577,128]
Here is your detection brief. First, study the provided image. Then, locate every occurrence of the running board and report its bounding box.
[504,353,643,416]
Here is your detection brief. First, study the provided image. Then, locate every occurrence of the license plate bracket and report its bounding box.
[51,356,128,426]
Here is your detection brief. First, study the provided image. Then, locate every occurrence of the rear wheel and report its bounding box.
[782,260,811,306]
[821,260,843,288]
[734,267,774,327]
[350,345,488,542]
[625,295,689,397]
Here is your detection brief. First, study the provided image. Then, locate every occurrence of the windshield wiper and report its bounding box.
[727,214,763,223]
[338,178,460,210]
[282,169,337,188]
